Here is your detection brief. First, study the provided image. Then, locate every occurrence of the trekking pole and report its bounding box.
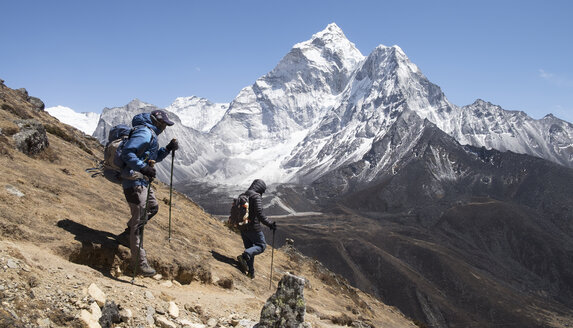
[131,161,155,284]
[168,146,175,242]
[269,228,275,290]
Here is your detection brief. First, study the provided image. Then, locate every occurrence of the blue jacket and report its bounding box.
[120,113,169,189]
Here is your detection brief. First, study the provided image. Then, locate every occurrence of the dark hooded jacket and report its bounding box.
[243,179,273,232]
[120,113,170,189]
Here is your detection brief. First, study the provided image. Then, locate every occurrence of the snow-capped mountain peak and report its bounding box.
[313,22,345,39]
[211,23,365,143]
[290,22,364,75]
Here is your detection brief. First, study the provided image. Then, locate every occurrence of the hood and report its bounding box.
[248,179,267,194]
[131,112,161,135]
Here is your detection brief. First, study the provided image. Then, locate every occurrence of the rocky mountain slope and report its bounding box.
[284,108,573,327]
[0,80,417,327]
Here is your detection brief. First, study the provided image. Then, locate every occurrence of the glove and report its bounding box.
[166,139,179,151]
[140,165,156,178]
[269,221,277,231]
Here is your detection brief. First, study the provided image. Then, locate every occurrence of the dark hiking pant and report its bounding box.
[240,230,267,273]
[123,185,159,267]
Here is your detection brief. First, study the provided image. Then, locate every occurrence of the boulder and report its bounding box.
[28,96,45,111]
[12,119,49,155]
[257,273,309,328]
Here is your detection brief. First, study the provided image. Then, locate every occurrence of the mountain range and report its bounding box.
[47,23,573,327]
[50,23,572,191]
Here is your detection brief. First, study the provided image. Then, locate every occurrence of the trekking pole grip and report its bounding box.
[147,160,156,183]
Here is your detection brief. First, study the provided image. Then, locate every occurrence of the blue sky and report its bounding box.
[2,0,572,122]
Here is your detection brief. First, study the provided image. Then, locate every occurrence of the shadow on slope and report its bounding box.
[56,219,121,277]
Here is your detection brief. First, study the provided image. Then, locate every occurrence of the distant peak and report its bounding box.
[324,22,343,34]
[391,45,406,55]
[371,45,409,60]
[174,95,201,101]
[367,44,419,76]
[126,98,154,109]
[468,99,504,111]
[309,22,349,44]
[172,96,213,106]
[470,99,495,107]
[542,113,570,123]
[286,22,363,69]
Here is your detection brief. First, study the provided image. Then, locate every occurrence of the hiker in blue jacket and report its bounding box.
[116,110,179,277]
[237,179,277,279]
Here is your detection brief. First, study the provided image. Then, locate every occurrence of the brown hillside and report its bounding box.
[0,80,417,328]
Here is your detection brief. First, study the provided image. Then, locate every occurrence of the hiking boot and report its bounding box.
[237,254,248,274]
[115,229,130,247]
[138,263,156,277]
[247,270,255,279]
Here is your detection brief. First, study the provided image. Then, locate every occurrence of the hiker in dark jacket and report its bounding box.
[115,110,179,277]
[237,179,277,279]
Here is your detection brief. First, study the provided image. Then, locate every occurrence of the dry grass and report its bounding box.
[0,81,417,328]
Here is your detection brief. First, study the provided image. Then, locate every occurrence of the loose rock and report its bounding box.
[156,315,177,328]
[168,301,179,318]
[87,283,106,307]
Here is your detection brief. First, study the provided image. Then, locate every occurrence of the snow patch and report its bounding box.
[46,106,100,135]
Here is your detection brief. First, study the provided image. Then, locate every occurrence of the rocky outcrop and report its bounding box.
[14,87,45,111]
[28,96,45,111]
[257,273,309,328]
[12,119,49,155]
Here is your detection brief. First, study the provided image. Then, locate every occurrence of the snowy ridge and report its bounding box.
[46,105,100,135]
[450,100,573,167]
[166,96,228,132]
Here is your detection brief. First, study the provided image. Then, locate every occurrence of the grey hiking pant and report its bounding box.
[123,185,159,266]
